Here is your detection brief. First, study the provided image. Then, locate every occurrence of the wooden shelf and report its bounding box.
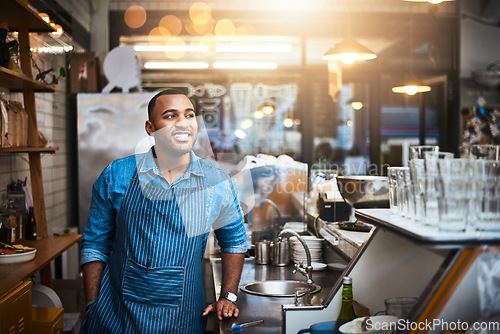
[0,234,82,299]
[0,146,58,154]
[0,66,56,92]
[0,0,55,32]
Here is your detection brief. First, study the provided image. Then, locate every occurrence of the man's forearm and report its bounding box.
[83,261,106,303]
[220,252,245,297]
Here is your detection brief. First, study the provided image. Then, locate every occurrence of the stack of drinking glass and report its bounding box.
[388,144,500,232]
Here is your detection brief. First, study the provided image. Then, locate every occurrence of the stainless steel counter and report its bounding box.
[210,258,343,333]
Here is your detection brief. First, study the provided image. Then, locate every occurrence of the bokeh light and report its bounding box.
[51,24,63,37]
[148,27,170,43]
[283,118,294,128]
[159,15,182,36]
[235,24,256,36]
[164,37,186,60]
[240,119,254,130]
[215,19,235,39]
[124,5,147,29]
[39,13,50,23]
[184,22,197,36]
[189,2,212,24]
[194,17,214,35]
[190,36,215,58]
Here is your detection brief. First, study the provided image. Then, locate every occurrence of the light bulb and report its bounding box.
[283,118,294,128]
[253,110,264,119]
[51,24,63,37]
[338,53,357,65]
[240,119,254,129]
[351,102,363,110]
[404,86,418,96]
[261,105,274,114]
[39,13,50,23]
[428,0,444,3]
[235,129,247,139]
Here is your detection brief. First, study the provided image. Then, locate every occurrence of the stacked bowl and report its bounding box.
[289,236,323,264]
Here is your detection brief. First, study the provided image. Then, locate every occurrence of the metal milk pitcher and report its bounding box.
[270,238,291,266]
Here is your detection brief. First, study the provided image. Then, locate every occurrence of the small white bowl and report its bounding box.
[339,316,399,334]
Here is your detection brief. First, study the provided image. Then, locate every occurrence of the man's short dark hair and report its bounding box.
[147,88,190,120]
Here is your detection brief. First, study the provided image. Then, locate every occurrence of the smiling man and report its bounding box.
[80,89,247,333]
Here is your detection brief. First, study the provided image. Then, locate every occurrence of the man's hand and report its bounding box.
[202,298,240,320]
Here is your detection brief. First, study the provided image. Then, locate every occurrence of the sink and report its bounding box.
[240,280,321,297]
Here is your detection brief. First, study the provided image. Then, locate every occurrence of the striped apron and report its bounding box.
[81,171,209,333]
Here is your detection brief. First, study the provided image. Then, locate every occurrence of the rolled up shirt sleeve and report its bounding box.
[81,165,117,266]
[213,178,247,254]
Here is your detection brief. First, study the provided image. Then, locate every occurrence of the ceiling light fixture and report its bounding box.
[144,61,209,69]
[403,0,454,3]
[215,44,293,53]
[351,101,363,110]
[134,45,209,52]
[346,97,364,110]
[392,5,431,95]
[213,62,278,69]
[323,0,376,65]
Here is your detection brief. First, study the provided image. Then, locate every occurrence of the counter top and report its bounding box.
[0,234,82,298]
[211,257,343,333]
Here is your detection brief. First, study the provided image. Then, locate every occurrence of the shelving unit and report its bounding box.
[0,146,58,154]
[1,0,56,239]
[0,67,56,92]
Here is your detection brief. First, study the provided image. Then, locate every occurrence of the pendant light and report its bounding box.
[323,0,376,65]
[346,97,364,110]
[403,0,454,4]
[392,5,431,95]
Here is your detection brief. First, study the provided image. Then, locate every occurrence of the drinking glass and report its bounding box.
[421,152,452,227]
[409,159,425,223]
[388,167,407,216]
[385,297,418,320]
[396,167,411,218]
[469,145,500,160]
[472,160,500,231]
[388,167,399,215]
[409,145,439,161]
[437,159,471,231]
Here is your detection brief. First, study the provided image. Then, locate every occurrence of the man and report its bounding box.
[80,89,247,333]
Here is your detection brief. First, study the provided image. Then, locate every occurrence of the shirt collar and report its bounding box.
[137,147,204,178]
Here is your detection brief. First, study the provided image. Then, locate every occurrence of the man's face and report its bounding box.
[146,94,198,157]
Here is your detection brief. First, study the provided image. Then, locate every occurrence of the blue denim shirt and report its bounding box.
[81,148,247,266]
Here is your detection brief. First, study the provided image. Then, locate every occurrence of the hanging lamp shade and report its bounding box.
[323,36,377,65]
[391,4,431,96]
[392,76,431,95]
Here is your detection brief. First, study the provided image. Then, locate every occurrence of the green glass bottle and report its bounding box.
[335,276,356,330]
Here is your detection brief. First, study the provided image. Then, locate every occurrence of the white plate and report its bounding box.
[311,262,327,271]
[327,261,347,271]
[0,249,37,264]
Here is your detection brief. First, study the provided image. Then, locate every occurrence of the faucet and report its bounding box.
[262,198,282,219]
[278,229,313,284]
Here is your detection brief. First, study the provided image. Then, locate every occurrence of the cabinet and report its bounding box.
[0,281,32,334]
[0,0,58,239]
[32,307,64,334]
[281,209,500,334]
